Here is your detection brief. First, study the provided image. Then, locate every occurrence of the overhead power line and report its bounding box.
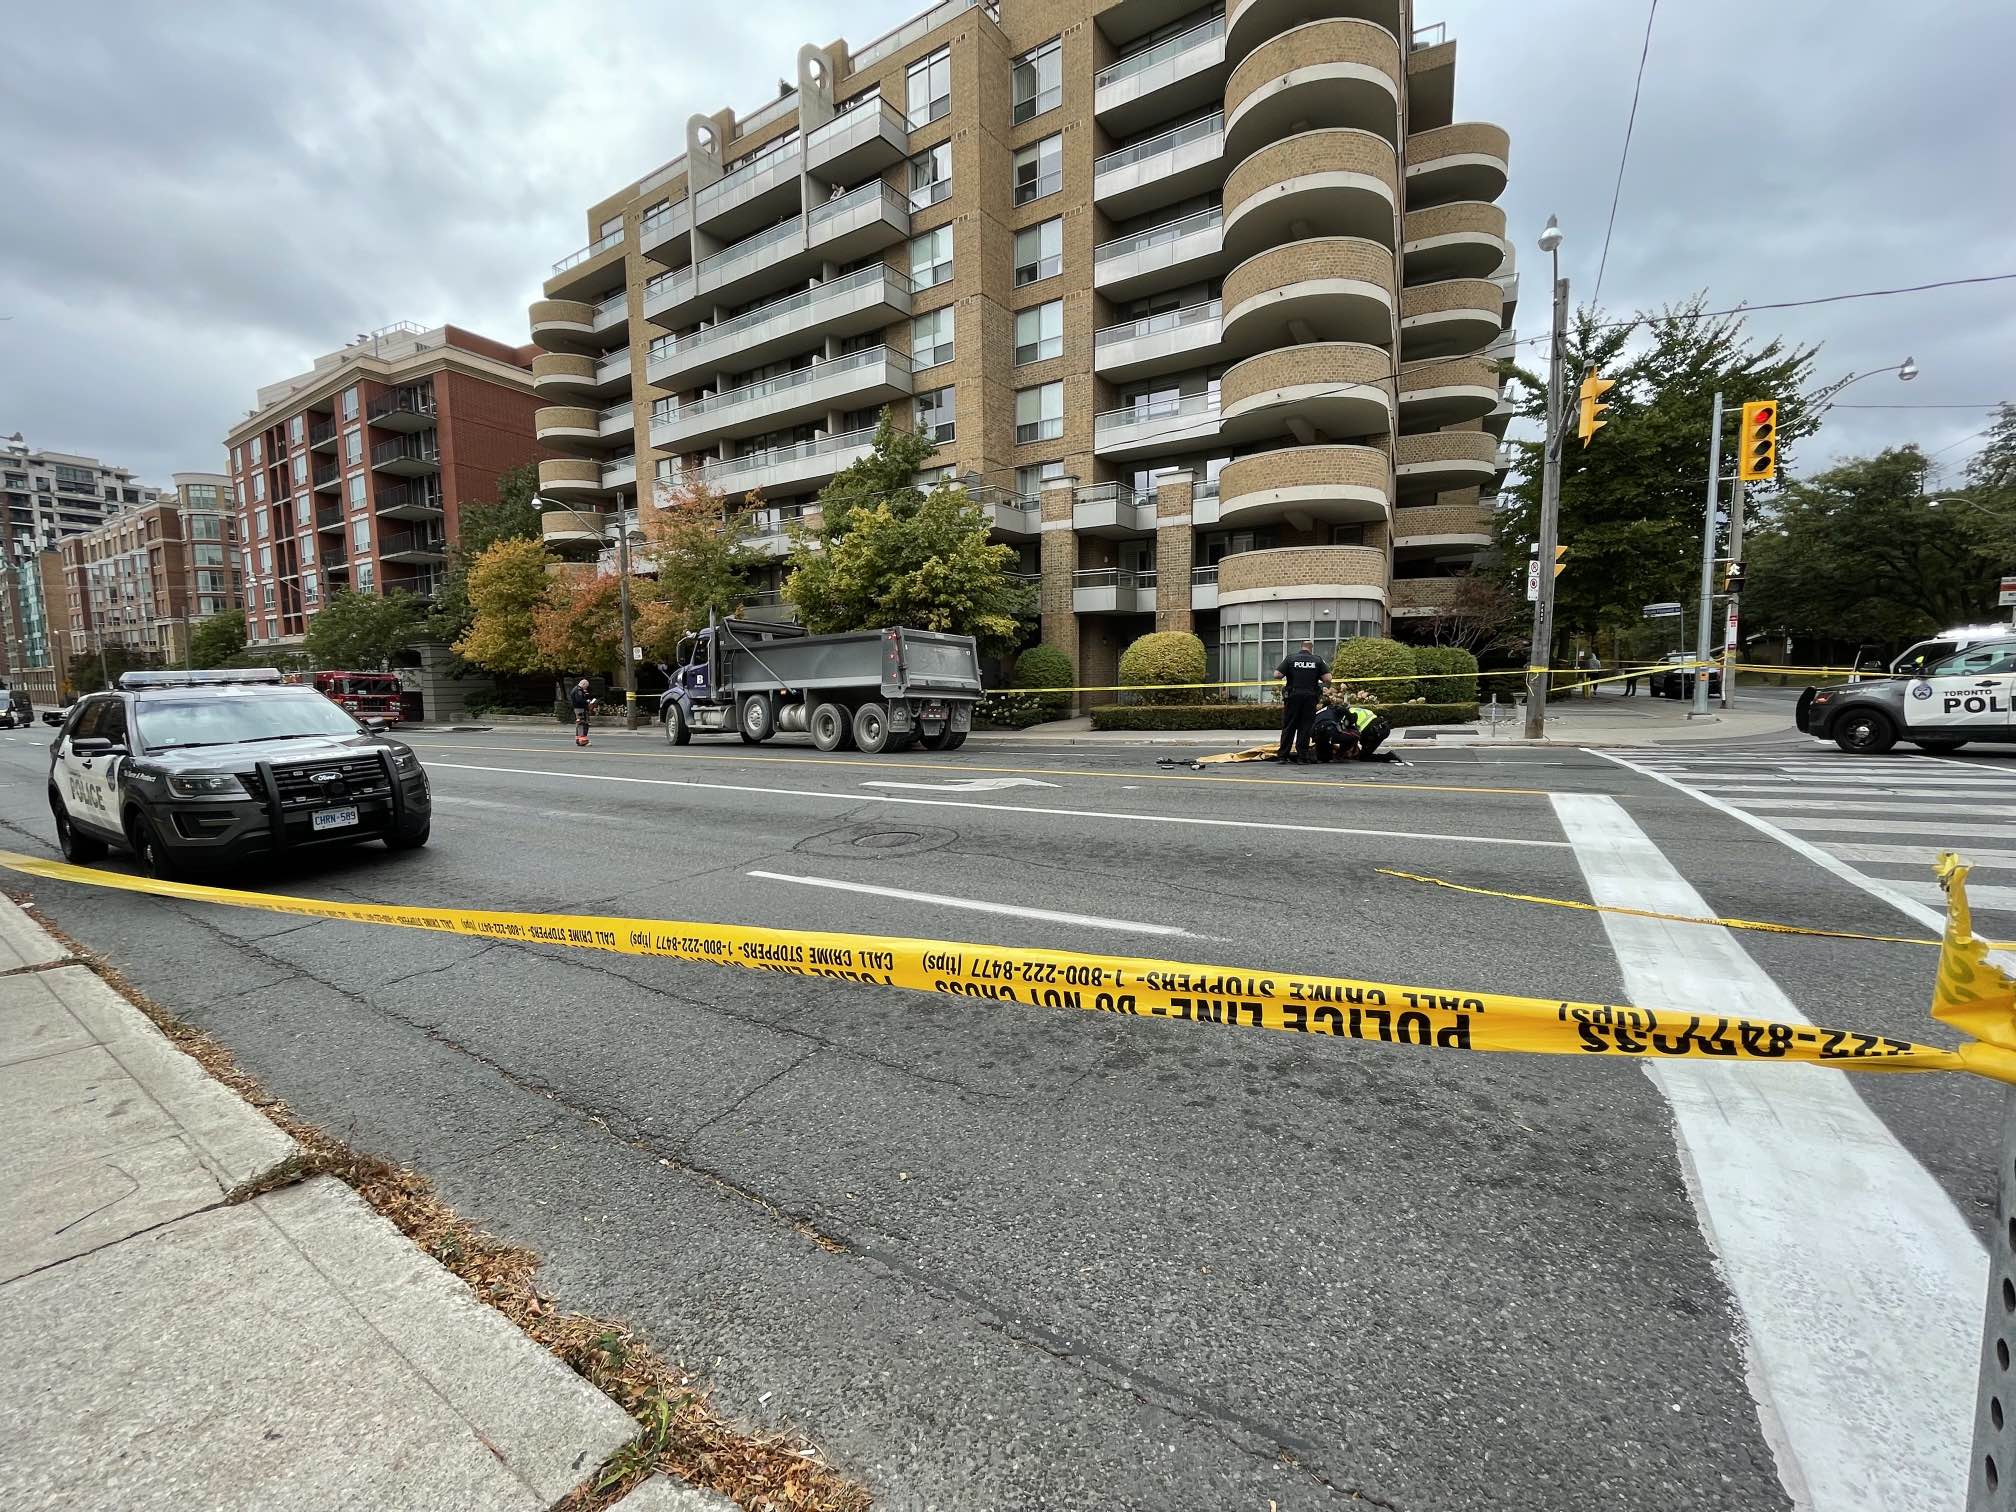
[1590,0,1660,308]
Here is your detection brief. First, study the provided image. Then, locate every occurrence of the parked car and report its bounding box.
[1645,653,1722,700]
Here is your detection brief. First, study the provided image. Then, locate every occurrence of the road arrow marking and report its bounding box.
[861,777,1060,792]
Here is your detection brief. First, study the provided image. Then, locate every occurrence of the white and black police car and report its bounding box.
[1797,635,2016,754]
[47,668,431,876]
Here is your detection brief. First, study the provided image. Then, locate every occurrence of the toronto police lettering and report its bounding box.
[1944,692,2010,716]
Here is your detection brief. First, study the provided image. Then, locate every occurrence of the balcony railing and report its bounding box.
[1076,481,1140,510]
[366,390,436,425]
[1074,568,1157,589]
[370,435,439,468]
[699,424,877,485]
[1095,112,1223,179]
[1095,299,1221,348]
[707,134,801,201]
[379,528,448,558]
[697,215,804,281]
[847,0,997,74]
[1097,13,1226,89]
[593,290,629,320]
[375,480,445,515]
[309,419,339,447]
[312,461,340,488]
[1196,478,1221,499]
[669,346,906,425]
[810,179,907,235]
[1094,205,1222,265]
[553,228,623,274]
[1094,391,1219,433]
[1410,22,1447,50]
[650,265,910,370]
[1191,564,1219,585]
[807,92,903,156]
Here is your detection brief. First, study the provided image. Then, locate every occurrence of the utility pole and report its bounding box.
[1524,217,1569,740]
[1690,392,1725,718]
[615,503,639,730]
[1719,475,1745,709]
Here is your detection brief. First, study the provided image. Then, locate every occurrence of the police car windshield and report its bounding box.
[135,692,363,751]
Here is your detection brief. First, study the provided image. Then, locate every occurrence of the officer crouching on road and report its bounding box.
[1312,689,1399,763]
[1275,640,1329,763]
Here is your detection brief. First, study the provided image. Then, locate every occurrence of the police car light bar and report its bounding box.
[116,669,287,689]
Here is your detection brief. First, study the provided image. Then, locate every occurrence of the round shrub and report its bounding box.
[1410,645,1479,703]
[1329,635,1416,702]
[1119,631,1207,705]
[977,643,1073,727]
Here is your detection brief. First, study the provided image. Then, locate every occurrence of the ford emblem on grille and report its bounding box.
[309,771,341,782]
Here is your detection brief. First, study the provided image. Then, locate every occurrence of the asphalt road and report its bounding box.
[0,713,2007,1512]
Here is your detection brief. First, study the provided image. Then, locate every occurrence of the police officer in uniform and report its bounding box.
[1276,639,1328,762]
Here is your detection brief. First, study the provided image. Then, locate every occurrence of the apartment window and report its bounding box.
[295,498,312,527]
[1014,300,1063,365]
[291,453,307,484]
[911,307,954,369]
[344,427,362,464]
[231,446,241,474]
[352,519,371,553]
[356,562,374,592]
[1012,38,1062,124]
[914,386,955,445]
[288,415,304,444]
[299,534,315,565]
[341,387,358,420]
[302,573,320,605]
[909,226,953,290]
[252,475,266,504]
[1013,135,1062,206]
[907,142,952,210]
[1016,382,1064,443]
[1014,218,1062,286]
[241,550,254,578]
[249,437,262,465]
[1016,460,1065,498]
[262,583,276,608]
[915,464,956,487]
[259,545,273,573]
[1330,524,1367,545]
[348,474,367,510]
[905,47,950,128]
[266,615,279,638]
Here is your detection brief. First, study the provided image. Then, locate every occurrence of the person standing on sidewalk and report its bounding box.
[569,678,594,747]
[1275,640,1328,763]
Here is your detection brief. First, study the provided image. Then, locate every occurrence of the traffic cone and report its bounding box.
[575,733,589,748]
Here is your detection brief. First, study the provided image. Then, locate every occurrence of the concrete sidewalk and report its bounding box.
[0,897,721,1512]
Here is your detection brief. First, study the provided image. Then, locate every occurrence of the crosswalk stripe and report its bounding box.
[1771,817,2016,840]
[1693,785,2016,800]
[1816,842,2016,868]
[1879,877,2016,912]
[1742,800,2004,817]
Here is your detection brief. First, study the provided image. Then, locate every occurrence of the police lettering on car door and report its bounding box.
[58,695,126,831]
[1909,643,2016,733]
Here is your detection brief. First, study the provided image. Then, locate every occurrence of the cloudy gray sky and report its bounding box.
[3,0,2010,489]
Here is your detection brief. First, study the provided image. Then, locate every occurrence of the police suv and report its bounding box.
[47,669,431,876]
[1797,635,2016,754]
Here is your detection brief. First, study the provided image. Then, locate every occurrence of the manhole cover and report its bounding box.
[794,822,959,860]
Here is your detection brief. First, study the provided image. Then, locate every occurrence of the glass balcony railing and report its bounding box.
[1095,112,1223,178]
[700,425,878,484]
[1074,568,1156,590]
[1094,391,1220,432]
[553,228,623,274]
[810,179,908,236]
[1097,13,1225,90]
[1076,481,1140,510]
[697,216,804,281]
[1094,205,1222,264]
[1191,564,1219,585]
[1095,299,1220,348]
[847,0,996,73]
[650,265,910,370]
[667,346,907,426]
[594,290,629,320]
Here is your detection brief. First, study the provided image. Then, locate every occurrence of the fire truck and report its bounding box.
[309,670,406,726]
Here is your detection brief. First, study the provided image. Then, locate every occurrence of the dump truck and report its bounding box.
[658,616,984,754]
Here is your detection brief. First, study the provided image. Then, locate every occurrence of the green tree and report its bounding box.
[1743,447,2002,654]
[639,479,764,637]
[454,537,554,674]
[426,462,543,645]
[66,646,160,695]
[532,573,627,677]
[1959,402,2016,567]
[785,424,1033,655]
[302,589,425,669]
[1498,295,1818,654]
[186,609,247,667]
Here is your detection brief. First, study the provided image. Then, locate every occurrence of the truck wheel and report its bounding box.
[665,702,691,746]
[918,727,952,750]
[1834,709,1897,755]
[942,731,967,751]
[740,695,774,743]
[809,702,851,752]
[1913,739,1967,753]
[852,701,890,755]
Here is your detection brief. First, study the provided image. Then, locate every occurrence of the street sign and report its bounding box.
[1999,574,2016,608]
[1643,602,1683,619]
[1724,601,1740,651]
[1526,558,1541,602]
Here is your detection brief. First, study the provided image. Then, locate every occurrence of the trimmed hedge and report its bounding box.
[1329,636,1416,702]
[1119,631,1207,705]
[1089,702,1479,731]
[1410,645,1479,704]
[978,644,1076,728]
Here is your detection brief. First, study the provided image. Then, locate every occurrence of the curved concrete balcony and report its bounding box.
[538,458,611,503]
[1095,13,1228,137]
[1393,431,1499,496]
[531,351,611,399]
[1401,201,1508,282]
[1093,300,1222,383]
[541,509,606,559]
[1225,0,1402,64]
[1399,277,1503,360]
[1405,122,1510,208]
[1397,355,1500,426]
[1219,237,1394,357]
[1219,342,1394,443]
[1218,444,1390,530]
[1392,501,1493,554]
[1223,128,1398,262]
[1224,20,1401,162]
[529,299,595,352]
[534,405,602,452]
[1217,544,1389,607]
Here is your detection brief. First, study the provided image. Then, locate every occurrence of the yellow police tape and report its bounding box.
[1375,867,2016,950]
[981,662,1726,700]
[4,848,2015,1084]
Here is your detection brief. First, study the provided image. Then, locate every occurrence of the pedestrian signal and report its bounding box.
[1738,400,1779,481]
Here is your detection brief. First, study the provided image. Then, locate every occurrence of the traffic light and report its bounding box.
[1738,399,1779,480]
[1723,560,1746,594]
[1577,372,1615,446]
[1553,545,1568,578]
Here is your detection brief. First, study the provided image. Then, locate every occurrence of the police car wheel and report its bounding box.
[1834,709,1897,756]
[385,819,431,851]
[1913,740,1967,753]
[125,811,182,880]
[51,797,106,864]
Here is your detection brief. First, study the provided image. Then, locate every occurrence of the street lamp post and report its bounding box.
[1524,214,1568,740]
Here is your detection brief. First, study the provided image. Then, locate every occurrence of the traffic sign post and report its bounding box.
[1999,573,2016,611]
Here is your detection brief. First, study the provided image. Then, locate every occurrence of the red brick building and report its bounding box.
[222,322,546,648]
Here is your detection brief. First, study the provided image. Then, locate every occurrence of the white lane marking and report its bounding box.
[1819,841,2016,868]
[433,793,609,823]
[1769,817,2016,840]
[423,761,1571,850]
[1693,784,2016,799]
[1876,878,2016,912]
[1738,799,2003,817]
[861,777,1060,792]
[1918,755,2016,777]
[746,869,1192,937]
[1552,792,1979,1512]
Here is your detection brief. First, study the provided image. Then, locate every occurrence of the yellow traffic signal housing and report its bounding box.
[1577,372,1615,446]
[1553,545,1568,579]
[1738,400,1779,480]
